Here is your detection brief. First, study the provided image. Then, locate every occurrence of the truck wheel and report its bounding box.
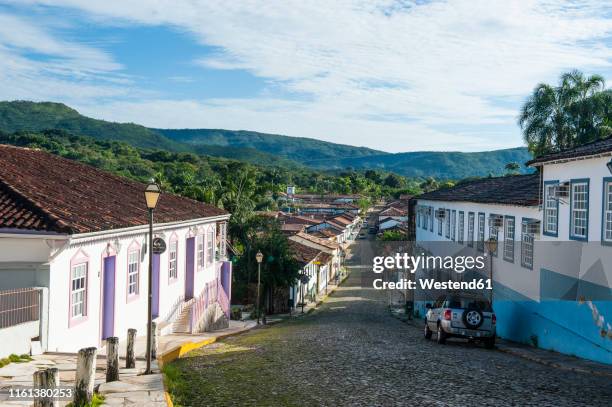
[437,324,446,344]
[424,323,432,340]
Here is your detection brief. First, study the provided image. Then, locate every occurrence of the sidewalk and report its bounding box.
[0,320,257,407]
[496,339,612,377]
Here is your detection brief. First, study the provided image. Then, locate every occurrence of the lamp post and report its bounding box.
[144,180,161,375]
[255,251,263,325]
[485,237,498,304]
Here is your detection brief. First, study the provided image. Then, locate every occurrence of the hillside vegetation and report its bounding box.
[0,101,532,178]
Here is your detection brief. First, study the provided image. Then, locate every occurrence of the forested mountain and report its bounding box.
[335,148,532,179]
[0,101,182,151]
[157,128,386,164]
[0,101,532,178]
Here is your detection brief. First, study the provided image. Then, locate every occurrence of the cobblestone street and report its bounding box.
[167,242,612,407]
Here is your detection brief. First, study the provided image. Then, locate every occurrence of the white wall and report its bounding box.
[44,219,226,352]
[540,156,612,287]
[416,199,541,300]
[0,321,39,356]
[542,156,610,243]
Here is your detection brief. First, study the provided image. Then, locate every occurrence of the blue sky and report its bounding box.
[1,1,612,152]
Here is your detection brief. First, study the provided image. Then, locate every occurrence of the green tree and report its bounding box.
[504,162,520,175]
[519,70,608,156]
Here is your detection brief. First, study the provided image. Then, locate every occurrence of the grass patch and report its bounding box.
[66,393,105,407]
[162,323,309,406]
[0,354,32,367]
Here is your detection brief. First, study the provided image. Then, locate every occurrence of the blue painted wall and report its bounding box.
[494,268,612,364]
[413,268,612,364]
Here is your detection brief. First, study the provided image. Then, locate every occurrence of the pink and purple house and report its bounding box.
[0,145,232,355]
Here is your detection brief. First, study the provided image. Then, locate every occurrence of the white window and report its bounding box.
[429,207,434,232]
[605,180,612,242]
[489,226,498,256]
[71,263,87,318]
[219,222,227,258]
[127,250,139,295]
[445,209,451,239]
[207,228,215,264]
[169,241,178,279]
[451,210,456,241]
[197,234,205,269]
[477,213,485,252]
[437,216,442,236]
[458,212,464,244]
[570,181,589,239]
[503,217,515,262]
[521,220,534,269]
[467,212,475,247]
[544,184,558,235]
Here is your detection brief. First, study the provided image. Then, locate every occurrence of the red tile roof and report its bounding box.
[288,240,321,265]
[0,145,228,234]
[380,206,407,216]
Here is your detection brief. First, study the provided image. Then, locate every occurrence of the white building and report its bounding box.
[0,145,232,356]
[414,137,612,364]
[288,240,332,308]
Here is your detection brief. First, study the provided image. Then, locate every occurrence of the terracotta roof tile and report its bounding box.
[416,174,540,207]
[0,145,228,234]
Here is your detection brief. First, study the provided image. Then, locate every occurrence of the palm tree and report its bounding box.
[518,70,607,156]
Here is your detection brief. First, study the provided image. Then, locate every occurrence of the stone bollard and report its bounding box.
[43,368,60,407]
[151,321,157,360]
[126,328,136,368]
[106,337,120,382]
[33,369,45,407]
[74,347,97,407]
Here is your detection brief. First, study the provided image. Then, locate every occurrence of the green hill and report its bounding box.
[156,128,386,164]
[0,100,532,179]
[337,148,533,179]
[0,101,183,151]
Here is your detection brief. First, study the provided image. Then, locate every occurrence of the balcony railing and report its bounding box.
[0,288,41,329]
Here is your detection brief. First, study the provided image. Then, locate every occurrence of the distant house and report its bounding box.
[283,202,360,216]
[289,232,342,282]
[288,240,332,308]
[0,145,232,356]
[306,212,361,243]
[378,206,408,223]
[378,217,402,232]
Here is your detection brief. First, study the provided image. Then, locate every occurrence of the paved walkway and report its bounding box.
[163,241,612,406]
[0,320,257,406]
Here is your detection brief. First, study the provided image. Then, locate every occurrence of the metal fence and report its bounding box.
[0,288,41,329]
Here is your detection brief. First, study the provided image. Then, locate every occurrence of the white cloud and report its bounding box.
[3,1,612,151]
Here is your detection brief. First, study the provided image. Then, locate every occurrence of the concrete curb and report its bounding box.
[496,346,612,377]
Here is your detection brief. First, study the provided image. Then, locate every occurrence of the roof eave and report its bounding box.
[527,151,612,167]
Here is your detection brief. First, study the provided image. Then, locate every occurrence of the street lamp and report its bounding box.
[144,180,161,375]
[255,251,263,325]
[607,158,612,174]
[485,237,498,304]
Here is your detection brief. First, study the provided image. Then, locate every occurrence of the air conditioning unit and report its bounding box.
[522,219,541,236]
[488,214,503,228]
[436,208,446,219]
[554,182,570,198]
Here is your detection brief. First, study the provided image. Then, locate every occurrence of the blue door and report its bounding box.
[102,256,116,339]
